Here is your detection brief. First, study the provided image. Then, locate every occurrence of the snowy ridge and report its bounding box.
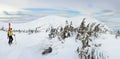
[0,15,109,30]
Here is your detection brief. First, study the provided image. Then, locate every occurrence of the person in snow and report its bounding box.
[7,28,15,45]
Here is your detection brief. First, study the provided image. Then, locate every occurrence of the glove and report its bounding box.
[13,34,15,36]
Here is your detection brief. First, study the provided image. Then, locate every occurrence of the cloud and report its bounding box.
[0,4,21,12]
[0,0,120,20]
[101,10,113,13]
[0,0,119,15]
[23,8,82,17]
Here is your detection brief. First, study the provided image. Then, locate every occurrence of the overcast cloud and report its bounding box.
[0,0,119,17]
[0,0,119,11]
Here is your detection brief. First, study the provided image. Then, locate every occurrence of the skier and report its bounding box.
[7,28,15,45]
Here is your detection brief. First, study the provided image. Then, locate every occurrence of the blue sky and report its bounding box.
[0,0,119,19]
[23,8,83,17]
[0,0,119,14]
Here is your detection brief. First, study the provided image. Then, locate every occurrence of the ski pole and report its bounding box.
[14,35,17,44]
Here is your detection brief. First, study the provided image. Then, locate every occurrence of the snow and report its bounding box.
[0,15,120,59]
[97,33,120,59]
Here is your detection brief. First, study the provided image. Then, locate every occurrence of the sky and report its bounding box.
[0,0,120,17]
[0,0,119,20]
[0,0,119,14]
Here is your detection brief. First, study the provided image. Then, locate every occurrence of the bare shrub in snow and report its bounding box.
[115,30,120,39]
[76,18,108,59]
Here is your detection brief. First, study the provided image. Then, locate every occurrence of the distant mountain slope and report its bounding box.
[0,15,109,32]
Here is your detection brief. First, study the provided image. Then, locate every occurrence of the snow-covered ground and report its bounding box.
[0,15,120,59]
